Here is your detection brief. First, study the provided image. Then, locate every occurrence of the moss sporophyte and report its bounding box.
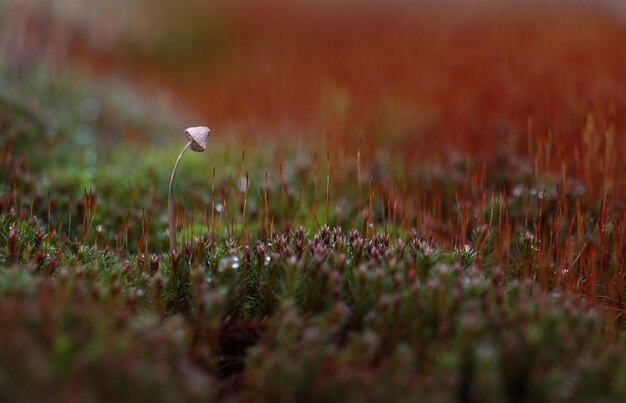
[168,126,211,251]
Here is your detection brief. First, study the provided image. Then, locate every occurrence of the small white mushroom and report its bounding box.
[185,126,210,152]
[168,126,211,251]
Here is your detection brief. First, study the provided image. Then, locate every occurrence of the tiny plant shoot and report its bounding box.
[168,126,211,251]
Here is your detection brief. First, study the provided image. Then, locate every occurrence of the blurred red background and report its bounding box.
[3,0,626,192]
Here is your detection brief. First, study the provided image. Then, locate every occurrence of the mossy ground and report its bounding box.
[2,2,626,402]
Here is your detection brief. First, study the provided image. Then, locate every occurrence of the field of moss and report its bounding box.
[2,1,626,402]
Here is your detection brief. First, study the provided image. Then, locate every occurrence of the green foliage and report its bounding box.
[1,217,626,402]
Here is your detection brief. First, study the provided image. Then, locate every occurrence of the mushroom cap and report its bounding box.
[185,126,211,152]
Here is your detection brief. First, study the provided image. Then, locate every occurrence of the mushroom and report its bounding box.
[168,126,211,251]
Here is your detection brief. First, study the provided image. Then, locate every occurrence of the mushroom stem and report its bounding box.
[168,141,192,251]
